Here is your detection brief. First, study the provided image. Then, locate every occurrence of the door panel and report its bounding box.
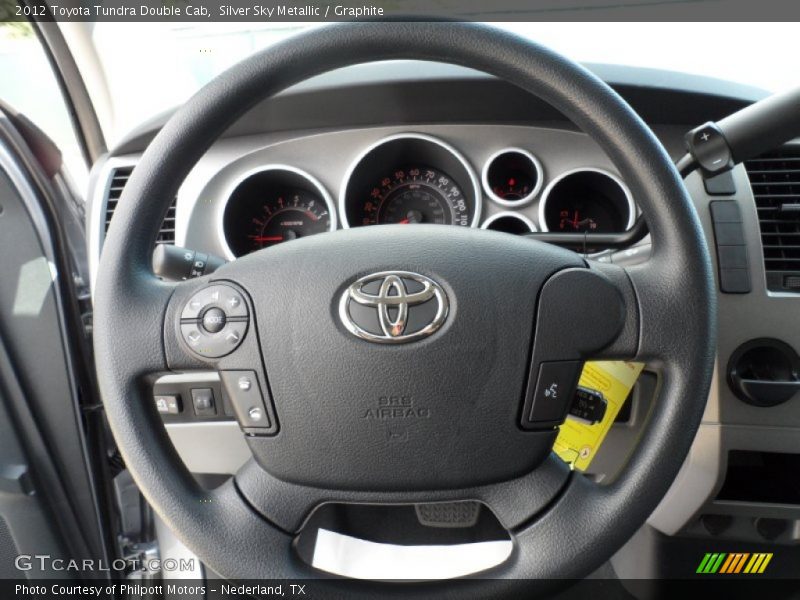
[0,112,109,579]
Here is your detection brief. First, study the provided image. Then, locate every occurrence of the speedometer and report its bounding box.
[360,167,469,227]
[340,133,481,229]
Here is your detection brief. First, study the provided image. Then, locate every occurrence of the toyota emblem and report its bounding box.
[338,271,449,343]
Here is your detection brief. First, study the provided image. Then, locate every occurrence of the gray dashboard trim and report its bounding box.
[647,166,800,539]
[154,514,205,581]
[88,125,649,290]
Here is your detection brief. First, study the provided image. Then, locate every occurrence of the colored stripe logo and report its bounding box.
[696,552,773,574]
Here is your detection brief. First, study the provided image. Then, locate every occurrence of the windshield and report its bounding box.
[1,20,798,188]
[84,22,798,145]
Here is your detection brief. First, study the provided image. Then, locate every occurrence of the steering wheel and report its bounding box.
[94,22,715,596]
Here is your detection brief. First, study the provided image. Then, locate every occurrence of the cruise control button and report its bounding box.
[201,307,227,333]
[526,361,583,426]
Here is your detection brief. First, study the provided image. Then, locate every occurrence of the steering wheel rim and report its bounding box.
[94,22,715,595]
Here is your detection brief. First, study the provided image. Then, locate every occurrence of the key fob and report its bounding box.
[567,386,607,425]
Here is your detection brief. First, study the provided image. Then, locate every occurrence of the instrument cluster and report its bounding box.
[221,132,636,257]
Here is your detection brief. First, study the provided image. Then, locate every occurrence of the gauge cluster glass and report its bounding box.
[359,166,469,226]
[340,134,480,229]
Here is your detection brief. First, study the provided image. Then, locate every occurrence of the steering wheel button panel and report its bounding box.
[219,370,277,435]
[179,284,250,358]
[525,361,583,427]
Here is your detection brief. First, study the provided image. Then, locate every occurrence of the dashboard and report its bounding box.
[86,61,800,557]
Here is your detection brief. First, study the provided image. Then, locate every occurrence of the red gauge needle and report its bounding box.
[398,218,411,224]
[251,235,284,242]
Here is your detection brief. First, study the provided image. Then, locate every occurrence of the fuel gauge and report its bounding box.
[540,168,635,235]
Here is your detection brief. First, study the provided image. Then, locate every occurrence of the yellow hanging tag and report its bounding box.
[553,360,645,471]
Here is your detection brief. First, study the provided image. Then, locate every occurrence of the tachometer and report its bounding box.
[247,189,330,250]
[360,167,469,227]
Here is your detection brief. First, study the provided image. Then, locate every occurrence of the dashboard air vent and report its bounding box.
[745,148,800,292]
[104,166,176,245]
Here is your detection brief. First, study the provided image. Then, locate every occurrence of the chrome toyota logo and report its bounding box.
[339,271,448,343]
